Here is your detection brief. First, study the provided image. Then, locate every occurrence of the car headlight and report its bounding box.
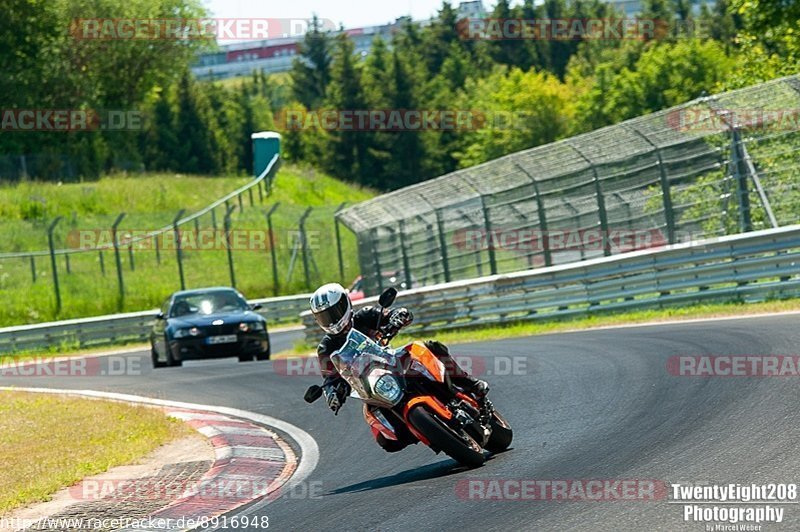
[373,374,403,404]
[174,327,201,339]
[239,322,264,332]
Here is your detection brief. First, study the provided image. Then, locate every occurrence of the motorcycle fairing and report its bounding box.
[363,404,399,441]
[405,341,447,383]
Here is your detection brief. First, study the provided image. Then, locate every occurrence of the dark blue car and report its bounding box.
[150,287,270,368]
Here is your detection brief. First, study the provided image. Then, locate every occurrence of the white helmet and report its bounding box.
[310,283,352,335]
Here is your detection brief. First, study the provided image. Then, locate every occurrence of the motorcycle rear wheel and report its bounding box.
[408,406,485,468]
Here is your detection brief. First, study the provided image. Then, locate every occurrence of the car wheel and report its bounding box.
[255,348,271,361]
[151,344,166,369]
[165,336,183,367]
[238,353,255,363]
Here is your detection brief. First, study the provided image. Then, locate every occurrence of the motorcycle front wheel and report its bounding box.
[485,409,513,453]
[407,405,485,468]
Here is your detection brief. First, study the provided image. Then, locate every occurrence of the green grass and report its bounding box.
[0,391,190,513]
[0,164,374,327]
[278,297,800,357]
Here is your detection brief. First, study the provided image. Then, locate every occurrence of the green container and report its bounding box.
[251,131,281,178]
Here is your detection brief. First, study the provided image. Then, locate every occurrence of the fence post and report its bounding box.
[224,205,237,288]
[434,210,452,283]
[266,203,281,296]
[516,164,552,266]
[370,228,384,293]
[99,251,105,276]
[211,208,217,231]
[128,242,135,271]
[237,193,244,212]
[153,235,161,265]
[425,223,438,284]
[47,217,63,314]
[730,127,753,232]
[398,220,413,289]
[299,207,313,290]
[173,210,186,290]
[570,144,611,256]
[479,197,498,275]
[248,187,254,207]
[631,128,676,244]
[334,202,347,282]
[65,254,71,274]
[257,179,264,204]
[30,255,36,283]
[111,213,126,309]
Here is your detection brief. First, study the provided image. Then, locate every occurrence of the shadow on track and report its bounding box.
[328,454,503,496]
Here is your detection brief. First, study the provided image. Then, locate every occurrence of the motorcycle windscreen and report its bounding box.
[331,329,398,398]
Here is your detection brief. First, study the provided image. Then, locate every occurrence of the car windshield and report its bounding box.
[170,291,248,317]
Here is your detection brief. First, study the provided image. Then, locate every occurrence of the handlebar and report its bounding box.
[375,324,400,346]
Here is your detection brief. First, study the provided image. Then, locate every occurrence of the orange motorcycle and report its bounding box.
[305,288,512,467]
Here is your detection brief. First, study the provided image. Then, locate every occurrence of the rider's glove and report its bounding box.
[388,308,413,330]
[323,380,348,415]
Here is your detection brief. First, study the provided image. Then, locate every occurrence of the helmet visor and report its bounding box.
[312,294,351,333]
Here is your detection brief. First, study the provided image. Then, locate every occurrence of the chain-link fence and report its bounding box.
[338,75,800,297]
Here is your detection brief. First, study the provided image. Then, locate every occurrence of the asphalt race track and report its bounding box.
[3,315,800,531]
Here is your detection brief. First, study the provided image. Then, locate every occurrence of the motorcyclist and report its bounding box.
[309,282,489,452]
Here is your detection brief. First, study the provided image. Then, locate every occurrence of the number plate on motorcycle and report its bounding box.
[207,335,238,345]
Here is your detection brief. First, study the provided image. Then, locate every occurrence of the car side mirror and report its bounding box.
[378,287,397,308]
[156,311,165,320]
[251,303,263,311]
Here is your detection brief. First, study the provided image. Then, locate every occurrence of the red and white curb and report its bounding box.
[0,388,319,531]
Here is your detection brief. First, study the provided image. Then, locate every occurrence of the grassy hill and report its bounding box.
[0,165,374,326]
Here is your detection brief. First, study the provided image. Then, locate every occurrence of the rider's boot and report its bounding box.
[452,375,490,400]
[424,340,490,401]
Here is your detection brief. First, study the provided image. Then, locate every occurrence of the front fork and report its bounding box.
[449,392,494,447]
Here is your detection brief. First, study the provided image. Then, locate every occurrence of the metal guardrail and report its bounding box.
[302,225,800,344]
[0,293,311,355]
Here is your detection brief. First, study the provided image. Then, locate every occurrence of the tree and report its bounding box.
[290,15,333,109]
[420,2,462,76]
[454,67,575,167]
[380,50,427,189]
[323,33,372,184]
[175,71,222,174]
[575,40,734,129]
[144,90,179,171]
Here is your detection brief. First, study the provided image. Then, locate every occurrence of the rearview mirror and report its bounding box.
[304,385,323,403]
[251,303,263,311]
[378,287,397,308]
[156,311,164,320]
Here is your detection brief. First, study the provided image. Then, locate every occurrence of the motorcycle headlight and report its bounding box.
[174,327,201,339]
[373,374,403,404]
